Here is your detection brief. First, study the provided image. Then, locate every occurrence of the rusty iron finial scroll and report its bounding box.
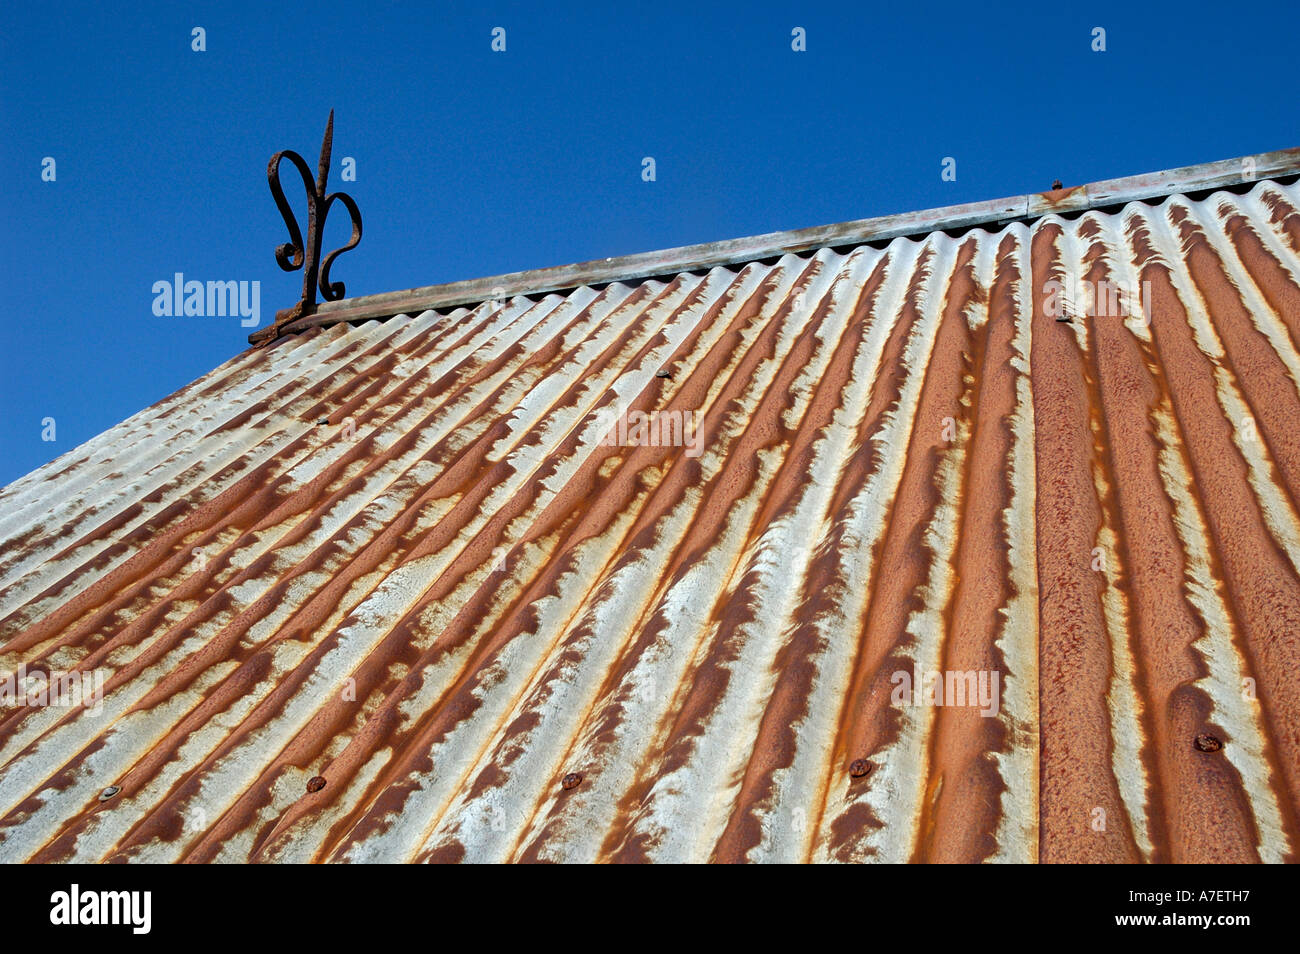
[250,110,363,345]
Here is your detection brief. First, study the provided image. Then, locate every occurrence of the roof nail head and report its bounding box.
[562,772,583,790]
[849,759,872,779]
[1194,734,1223,753]
[307,775,327,793]
[98,785,121,801]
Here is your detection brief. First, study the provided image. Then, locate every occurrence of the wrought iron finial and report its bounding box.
[252,110,363,344]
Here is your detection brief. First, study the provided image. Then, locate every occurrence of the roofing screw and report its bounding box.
[561,772,583,791]
[307,775,327,793]
[317,418,328,425]
[849,759,872,779]
[1051,179,1063,190]
[1194,734,1223,753]
[98,786,121,801]
[655,369,671,379]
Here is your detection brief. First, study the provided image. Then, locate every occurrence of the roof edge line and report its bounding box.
[272,146,1300,336]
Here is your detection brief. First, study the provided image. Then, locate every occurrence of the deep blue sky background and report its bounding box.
[2,1,1296,488]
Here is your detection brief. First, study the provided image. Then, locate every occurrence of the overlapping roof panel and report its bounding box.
[2,174,1299,863]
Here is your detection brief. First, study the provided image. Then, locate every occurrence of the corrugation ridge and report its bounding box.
[1029,217,1138,863]
[1062,209,1156,862]
[988,223,1039,861]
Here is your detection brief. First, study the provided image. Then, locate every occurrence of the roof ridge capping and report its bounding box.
[273,146,1300,338]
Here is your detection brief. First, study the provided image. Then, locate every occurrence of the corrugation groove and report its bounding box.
[1,179,1298,863]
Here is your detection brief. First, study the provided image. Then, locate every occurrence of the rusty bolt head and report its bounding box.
[849,759,872,779]
[561,772,583,791]
[98,785,121,801]
[306,775,327,793]
[1194,734,1223,753]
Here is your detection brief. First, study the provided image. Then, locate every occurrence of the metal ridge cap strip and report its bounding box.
[273,146,1300,336]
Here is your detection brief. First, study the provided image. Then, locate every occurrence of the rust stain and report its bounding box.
[1040,184,1086,203]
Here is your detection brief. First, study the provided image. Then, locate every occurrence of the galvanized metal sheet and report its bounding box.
[2,179,1300,863]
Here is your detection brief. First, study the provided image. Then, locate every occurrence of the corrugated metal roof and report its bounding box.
[3,170,1300,863]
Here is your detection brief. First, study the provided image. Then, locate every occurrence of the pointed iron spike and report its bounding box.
[316,110,335,194]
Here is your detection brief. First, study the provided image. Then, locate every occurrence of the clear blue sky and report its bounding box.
[2,0,1296,488]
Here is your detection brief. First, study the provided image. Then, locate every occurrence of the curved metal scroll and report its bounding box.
[258,110,362,342]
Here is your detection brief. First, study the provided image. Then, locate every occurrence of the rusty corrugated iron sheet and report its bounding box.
[3,177,1300,863]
